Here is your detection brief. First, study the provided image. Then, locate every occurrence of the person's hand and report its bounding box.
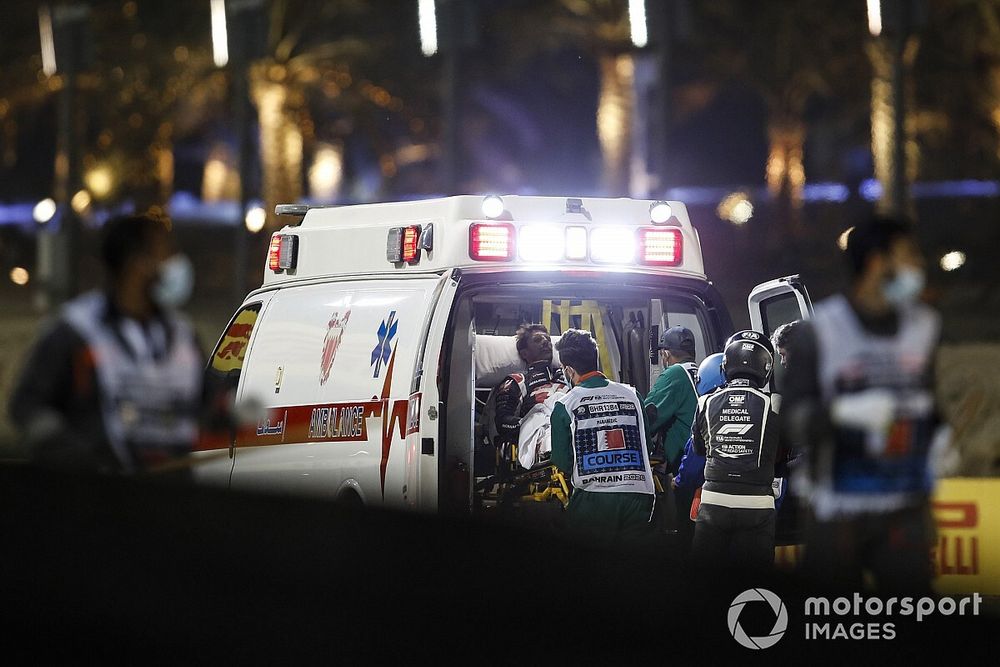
[670,477,679,490]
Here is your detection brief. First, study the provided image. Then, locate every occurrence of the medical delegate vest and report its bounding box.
[812,294,940,514]
[62,292,202,473]
[559,381,655,496]
[700,380,778,492]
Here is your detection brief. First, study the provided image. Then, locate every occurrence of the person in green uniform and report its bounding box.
[550,329,656,544]
[643,326,699,468]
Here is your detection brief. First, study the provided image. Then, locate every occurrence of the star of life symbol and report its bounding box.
[728,588,788,650]
[371,310,398,378]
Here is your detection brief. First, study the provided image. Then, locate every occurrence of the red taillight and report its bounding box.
[401,225,421,263]
[268,235,282,271]
[469,222,515,261]
[638,227,682,266]
[268,234,299,272]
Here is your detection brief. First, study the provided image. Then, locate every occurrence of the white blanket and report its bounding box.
[517,390,567,469]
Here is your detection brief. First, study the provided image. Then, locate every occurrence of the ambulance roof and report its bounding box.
[261,195,705,287]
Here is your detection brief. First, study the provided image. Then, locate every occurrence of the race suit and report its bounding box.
[493,361,566,464]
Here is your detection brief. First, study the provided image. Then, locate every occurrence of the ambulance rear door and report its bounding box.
[747,274,813,338]
[403,269,461,512]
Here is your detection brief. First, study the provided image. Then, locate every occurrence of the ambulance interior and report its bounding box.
[439,275,727,516]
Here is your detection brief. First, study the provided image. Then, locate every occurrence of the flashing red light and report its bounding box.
[401,225,421,263]
[638,227,682,266]
[268,235,283,271]
[268,234,299,272]
[469,222,515,261]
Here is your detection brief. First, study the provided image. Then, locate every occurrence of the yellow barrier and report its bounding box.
[773,479,1000,595]
[932,478,999,595]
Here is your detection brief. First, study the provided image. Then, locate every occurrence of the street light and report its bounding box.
[418,0,438,56]
[33,198,57,224]
[867,0,883,37]
[211,0,229,67]
[38,6,57,75]
[629,0,648,48]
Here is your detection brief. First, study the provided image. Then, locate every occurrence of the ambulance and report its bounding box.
[193,195,812,515]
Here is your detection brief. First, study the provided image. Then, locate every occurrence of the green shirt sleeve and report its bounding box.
[550,401,573,475]
[643,364,691,437]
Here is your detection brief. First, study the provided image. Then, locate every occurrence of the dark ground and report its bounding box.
[0,465,996,663]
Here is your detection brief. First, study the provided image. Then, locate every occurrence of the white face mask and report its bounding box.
[152,254,194,308]
[882,266,925,307]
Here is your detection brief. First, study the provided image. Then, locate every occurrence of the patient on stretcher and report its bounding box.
[483,324,568,470]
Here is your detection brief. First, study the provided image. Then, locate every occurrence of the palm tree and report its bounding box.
[692,1,868,234]
[495,0,638,195]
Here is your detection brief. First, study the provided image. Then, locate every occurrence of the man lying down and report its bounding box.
[485,324,569,469]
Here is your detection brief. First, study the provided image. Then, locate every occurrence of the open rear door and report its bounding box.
[747,274,813,339]
[406,269,462,512]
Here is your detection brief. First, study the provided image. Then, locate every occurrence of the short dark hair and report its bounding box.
[101,214,169,278]
[515,323,549,354]
[771,320,802,350]
[844,216,914,278]
[555,329,599,374]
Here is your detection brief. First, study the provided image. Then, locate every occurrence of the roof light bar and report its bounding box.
[469,222,515,261]
[639,227,682,266]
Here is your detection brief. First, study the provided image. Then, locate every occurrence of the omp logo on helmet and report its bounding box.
[729,394,745,405]
[597,428,626,451]
[728,588,788,650]
[742,331,761,340]
[717,424,753,436]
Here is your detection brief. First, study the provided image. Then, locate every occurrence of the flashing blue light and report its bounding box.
[168,192,241,224]
[860,179,883,202]
[802,183,850,203]
[912,180,1000,198]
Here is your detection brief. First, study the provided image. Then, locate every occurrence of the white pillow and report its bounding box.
[475,334,562,388]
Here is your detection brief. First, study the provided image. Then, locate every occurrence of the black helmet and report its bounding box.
[722,330,774,388]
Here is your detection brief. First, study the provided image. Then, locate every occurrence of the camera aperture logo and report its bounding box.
[728,588,788,650]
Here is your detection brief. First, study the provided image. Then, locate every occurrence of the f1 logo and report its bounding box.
[717,424,753,436]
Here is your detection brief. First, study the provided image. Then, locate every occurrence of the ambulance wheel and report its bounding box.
[337,489,364,509]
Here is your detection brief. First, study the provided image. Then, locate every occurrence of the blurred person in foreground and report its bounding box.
[550,329,656,544]
[783,216,952,592]
[9,214,203,475]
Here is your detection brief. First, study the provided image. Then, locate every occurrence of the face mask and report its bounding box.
[882,266,924,307]
[152,254,194,308]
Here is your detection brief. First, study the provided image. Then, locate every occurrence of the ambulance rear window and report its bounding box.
[210,304,262,374]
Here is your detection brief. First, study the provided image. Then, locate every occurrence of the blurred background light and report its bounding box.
[71,189,92,214]
[244,205,266,233]
[308,143,343,201]
[418,0,438,56]
[837,227,854,251]
[867,0,882,37]
[33,198,57,224]
[717,191,753,225]
[629,0,648,48]
[941,250,967,272]
[210,0,229,67]
[84,165,114,199]
[10,267,29,286]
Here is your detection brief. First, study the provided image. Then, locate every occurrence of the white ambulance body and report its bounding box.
[193,195,811,513]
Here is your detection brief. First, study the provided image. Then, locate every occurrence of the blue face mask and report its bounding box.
[152,254,194,308]
[882,266,925,307]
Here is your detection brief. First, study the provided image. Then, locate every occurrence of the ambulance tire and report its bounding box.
[336,489,364,508]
